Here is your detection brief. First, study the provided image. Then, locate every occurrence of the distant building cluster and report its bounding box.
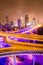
[0,14,39,31]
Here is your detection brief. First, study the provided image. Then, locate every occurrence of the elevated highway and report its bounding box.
[0,36,42,57]
[0,24,42,56]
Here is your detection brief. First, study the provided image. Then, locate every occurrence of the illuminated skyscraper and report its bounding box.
[25,15,29,27]
[31,18,36,26]
[18,19,22,29]
[10,21,15,30]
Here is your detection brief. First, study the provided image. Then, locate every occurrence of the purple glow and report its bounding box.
[7,56,15,65]
[8,36,42,44]
[0,37,10,48]
[8,36,17,41]
[28,54,33,60]
[34,55,43,65]
[14,27,31,33]
[0,37,11,65]
[16,55,33,65]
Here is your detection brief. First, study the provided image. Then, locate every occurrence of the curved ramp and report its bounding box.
[0,31,43,42]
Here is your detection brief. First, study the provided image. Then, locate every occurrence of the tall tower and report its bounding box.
[5,13,9,23]
[18,19,21,29]
[25,15,29,27]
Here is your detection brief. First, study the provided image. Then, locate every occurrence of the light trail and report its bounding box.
[0,43,43,57]
[0,35,42,56]
[4,36,43,47]
[21,24,42,34]
[14,24,42,34]
[0,29,43,42]
[11,33,43,42]
[0,24,42,57]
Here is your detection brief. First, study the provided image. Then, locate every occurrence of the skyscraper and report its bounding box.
[10,21,14,27]
[25,15,29,27]
[10,21,15,30]
[18,19,22,29]
[31,18,36,26]
[5,13,9,23]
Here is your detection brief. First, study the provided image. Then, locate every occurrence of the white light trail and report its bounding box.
[21,24,42,34]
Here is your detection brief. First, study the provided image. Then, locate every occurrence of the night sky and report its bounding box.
[0,0,43,23]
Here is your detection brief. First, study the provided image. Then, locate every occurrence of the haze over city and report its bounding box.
[0,0,43,23]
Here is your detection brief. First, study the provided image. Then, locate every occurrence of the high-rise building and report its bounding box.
[25,15,29,27]
[10,21,15,30]
[5,13,9,23]
[18,19,22,29]
[10,21,14,27]
[31,18,36,26]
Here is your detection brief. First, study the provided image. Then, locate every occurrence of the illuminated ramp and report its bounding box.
[13,33,43,42]
[0,31,43,42]
[0,36,42,57]
[0,42,43,57]
[14,24,42,34]
[4,37,43,51]
[4,36,43,46]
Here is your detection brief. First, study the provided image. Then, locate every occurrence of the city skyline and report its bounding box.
[0,0,43,23]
